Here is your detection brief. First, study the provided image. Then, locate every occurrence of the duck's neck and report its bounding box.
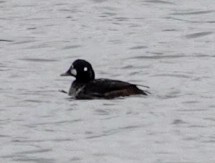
[72,80,89,88]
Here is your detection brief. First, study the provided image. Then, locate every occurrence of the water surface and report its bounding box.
[1,0,215,162]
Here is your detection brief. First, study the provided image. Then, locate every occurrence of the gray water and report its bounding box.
[1,0,215,162]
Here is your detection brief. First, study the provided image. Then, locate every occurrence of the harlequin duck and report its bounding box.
[61,59,148,99]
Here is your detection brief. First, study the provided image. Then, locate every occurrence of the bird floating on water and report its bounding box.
[61,59,149,99]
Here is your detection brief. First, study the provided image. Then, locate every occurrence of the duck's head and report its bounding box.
[61,59,95,82]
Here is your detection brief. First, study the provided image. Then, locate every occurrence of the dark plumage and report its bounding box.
[61,59,148,99]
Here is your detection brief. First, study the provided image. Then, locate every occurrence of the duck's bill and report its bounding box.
[60,69,77,77]
[60,71,70,76]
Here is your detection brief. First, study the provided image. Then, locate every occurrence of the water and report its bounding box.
[1,0,215,162]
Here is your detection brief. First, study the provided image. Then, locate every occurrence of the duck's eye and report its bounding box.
[84,67,88,72]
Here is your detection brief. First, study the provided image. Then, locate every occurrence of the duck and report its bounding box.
[60,59,148,99]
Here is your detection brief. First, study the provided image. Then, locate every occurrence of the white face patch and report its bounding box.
[70,68,77,76]
[84,67,88,72]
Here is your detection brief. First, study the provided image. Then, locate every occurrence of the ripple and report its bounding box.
[183,100,199,104]
[204,117,215,122]
[22,99,50,104]
[172,119,187,125]
[100,12,117,17]
[16,149,52,155]
[70,157,81,161]
[121,65,134,69]
[194,53,214,58]
[62,45,81,49]
[12,137,74,143]
[128,54,185,60]
[161,90,181,99]
[94,109,110,115]
[165,16,215,24]
[153,73,190,79]
[162,29,178,32]
[129,45,147,50]
[185,32,213,39]
[145,0,174,5]
[207,21,215,23]
[26,119,82,127]
[115,17,129,22]
[91,0,107,3]
[13,157,54,163]
[0,39,13,43]
[86,125,142,139]
[179,108,206,112]
[13,39,36,45]
[171,10,215,16]
[27,27,37,30]
[20,58,58,62]
[0,134,9,138]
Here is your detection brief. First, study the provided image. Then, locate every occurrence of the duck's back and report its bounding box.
[75,79,147,99]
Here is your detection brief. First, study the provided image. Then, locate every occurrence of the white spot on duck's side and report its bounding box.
[84,67,88,72]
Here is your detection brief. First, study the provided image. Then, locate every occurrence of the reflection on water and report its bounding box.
[1,0,215,163]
